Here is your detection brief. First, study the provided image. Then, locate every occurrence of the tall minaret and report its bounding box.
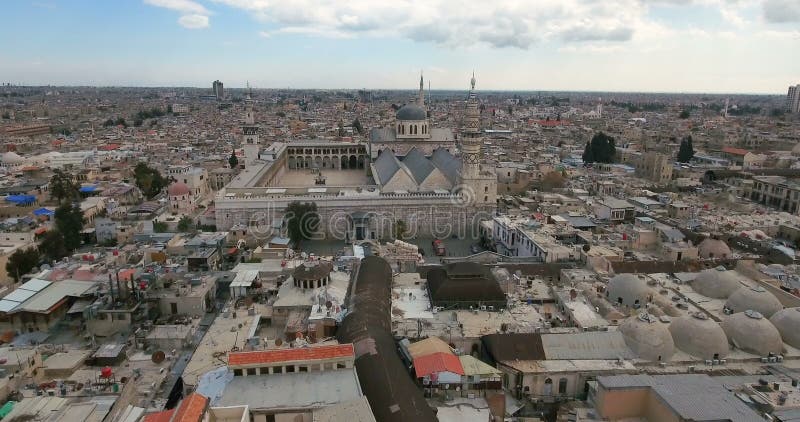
[461,72,481,178]
[459,72,496,207]
[242,86,260,165]
[418,71,425,107]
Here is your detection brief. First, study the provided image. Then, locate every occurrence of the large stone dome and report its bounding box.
[619,313,675,361]
[698,238,732,259]
[721,310,783,356]
[692,267,742,299]
[668,313,729,359]
[168,182,191,196]
[396,104,427,121]
[724,286,782,317]
[770,307,800,349]
[607,274,652,307]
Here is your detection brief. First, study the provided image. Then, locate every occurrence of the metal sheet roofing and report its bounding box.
[598,374,764,422]
[16,280,97,313]
[540,332,634,360]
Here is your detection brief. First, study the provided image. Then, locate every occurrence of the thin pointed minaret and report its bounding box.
[418,71,425,107]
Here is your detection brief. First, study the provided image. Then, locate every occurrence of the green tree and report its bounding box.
[1,112,10,119]
[679,109,690,119]
[177,216,194,232]
[103,118,115,127]
[677,136,695,163]
[39,230,68,261]
[229,151,239,169]
[583,132,617,164]
[352,118,364,135]
[582,141,595,164]
[115,117,127,127]
[5,248,40,282]
[133,163,168,199]
[337,121,345,137]
[55,202,84,252]
[394,219,408,240]
[153,221,168,233]
[285,201,319,246]
[49,169,79,203]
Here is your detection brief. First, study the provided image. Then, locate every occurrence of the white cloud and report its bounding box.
[211,0,654,48]
[144,0,211,29]
[178,14,210,29]
[144,0,209,15]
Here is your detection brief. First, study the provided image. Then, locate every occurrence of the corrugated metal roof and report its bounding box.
[16,280,97,313]
[598,374,764,422]
[541,332,634,360]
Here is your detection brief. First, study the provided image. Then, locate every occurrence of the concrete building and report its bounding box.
[636,152,673,184]
[593,374,764,422]
[788,84,800,114]
[213,80,224,100]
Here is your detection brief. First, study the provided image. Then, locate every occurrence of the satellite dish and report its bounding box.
[151,350,166,364]
[275,338,283,347]
[582,244,591,252]
[325,300,332,309]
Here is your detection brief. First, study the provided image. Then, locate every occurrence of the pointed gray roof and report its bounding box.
[373,149,401,185]
[401,147,435,184]
[431,148,461,184]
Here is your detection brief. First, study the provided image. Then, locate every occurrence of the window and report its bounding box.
[558,378,568,394]
[246,368,256,375]
[233,369,243,376]
[273,366,283,374]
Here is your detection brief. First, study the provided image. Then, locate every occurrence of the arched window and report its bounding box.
[558,378,568,394]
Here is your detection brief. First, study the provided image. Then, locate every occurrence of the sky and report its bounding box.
[1,0,799,93]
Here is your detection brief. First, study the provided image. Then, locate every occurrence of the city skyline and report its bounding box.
[2,0,799,93]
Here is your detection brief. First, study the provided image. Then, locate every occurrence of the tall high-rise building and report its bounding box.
[212,80,224,100]
[788,84,800,114]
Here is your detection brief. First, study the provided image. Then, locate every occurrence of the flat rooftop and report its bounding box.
[216,368,363,411]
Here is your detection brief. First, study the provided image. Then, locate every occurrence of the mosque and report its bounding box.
[214,75,497,242]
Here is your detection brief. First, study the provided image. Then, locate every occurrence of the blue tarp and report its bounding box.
[4,195,36,205]
[79,185,98,193]
[33,208,55,216]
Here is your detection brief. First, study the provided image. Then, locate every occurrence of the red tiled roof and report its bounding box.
[722,146,749,156]
[413,352,464,378]
[142,408,175,422]
[228,343,354,366]
[99,143,120,151]
[118,268,136,282]
[172,393,209,422]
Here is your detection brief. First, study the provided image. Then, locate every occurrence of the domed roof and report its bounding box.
[1,151,24,164]
[619,313,675,361]
[668,312,729,359]
[698,238,731,259]
[396,104,427,121]
[607,274,652,307]
[692,267,742,299]
[168,182,191,196]
[769,307,800,349]
[724,286,782,317]
[721,310,783,356]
